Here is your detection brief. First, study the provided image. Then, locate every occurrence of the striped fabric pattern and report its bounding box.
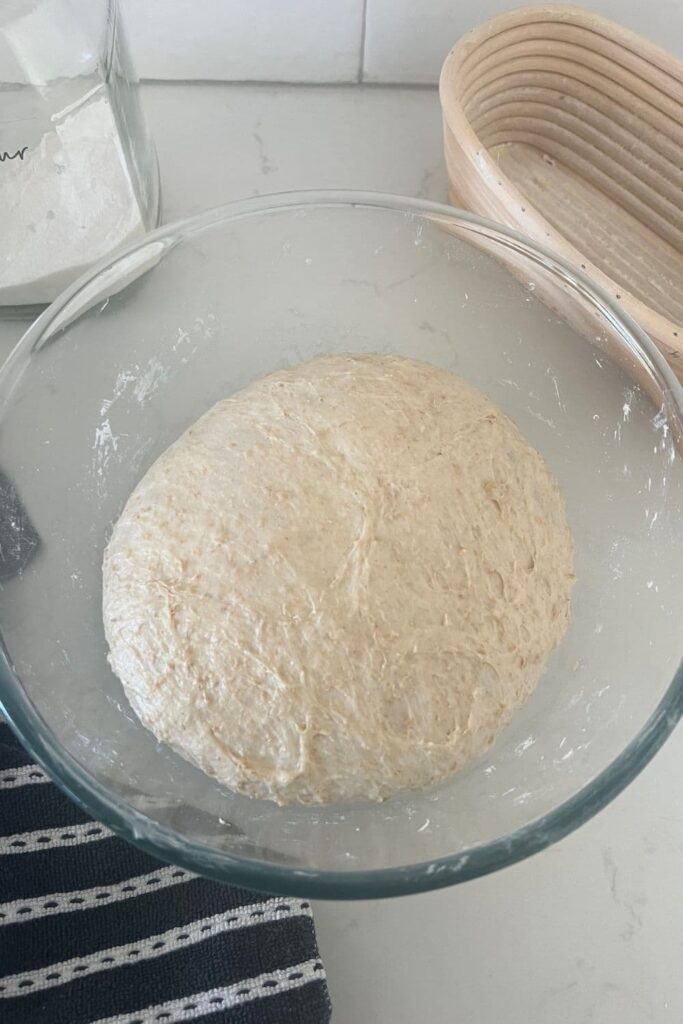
[0,722,331,1024]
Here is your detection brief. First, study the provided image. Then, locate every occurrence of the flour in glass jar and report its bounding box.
[0,95,145,306]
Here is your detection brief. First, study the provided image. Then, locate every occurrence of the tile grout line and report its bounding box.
[357,0,369,83]
[140,78,438,91]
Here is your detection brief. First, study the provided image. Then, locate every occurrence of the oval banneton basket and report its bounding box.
[440,4,683,383]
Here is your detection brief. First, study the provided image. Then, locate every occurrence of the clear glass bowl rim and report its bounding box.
[1,189,682,900]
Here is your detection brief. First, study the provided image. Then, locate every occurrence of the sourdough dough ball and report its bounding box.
[103,354,574,805]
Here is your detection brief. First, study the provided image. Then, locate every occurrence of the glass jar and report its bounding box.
[0,0,160,315]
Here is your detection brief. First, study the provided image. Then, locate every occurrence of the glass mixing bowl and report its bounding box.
[0,191,682,898]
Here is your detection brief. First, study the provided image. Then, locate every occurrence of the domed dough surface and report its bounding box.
[103,354,574,804]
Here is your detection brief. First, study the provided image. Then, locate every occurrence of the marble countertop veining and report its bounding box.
[1,80,681,1024]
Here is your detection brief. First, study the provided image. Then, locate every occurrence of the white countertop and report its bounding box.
[2,81,682,1024]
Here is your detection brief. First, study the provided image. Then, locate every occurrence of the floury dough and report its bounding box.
[103,355,575,805]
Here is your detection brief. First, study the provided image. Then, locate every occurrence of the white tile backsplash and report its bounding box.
[121,0,365,83]
[362,0,683,84]
[121,0,683,86]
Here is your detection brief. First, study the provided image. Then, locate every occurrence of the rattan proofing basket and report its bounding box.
[440,4,683,382]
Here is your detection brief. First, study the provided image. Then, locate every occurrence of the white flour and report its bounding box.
[0,96,146,306]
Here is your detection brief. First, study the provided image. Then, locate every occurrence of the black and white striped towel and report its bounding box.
[0,721,331,1024]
